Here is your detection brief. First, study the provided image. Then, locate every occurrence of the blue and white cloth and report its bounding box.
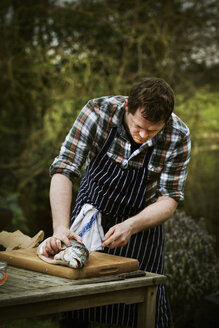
[70,204,104,251]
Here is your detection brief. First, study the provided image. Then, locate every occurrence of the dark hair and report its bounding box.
[128,77,174,122]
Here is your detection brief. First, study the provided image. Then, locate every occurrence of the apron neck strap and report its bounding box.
[142,146,154,167]
[100,127,118,154]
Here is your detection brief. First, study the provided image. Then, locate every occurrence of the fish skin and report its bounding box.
[37,238,89,269]
[54,239,89,268]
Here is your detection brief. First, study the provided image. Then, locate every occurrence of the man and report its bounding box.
[45,77,191,328]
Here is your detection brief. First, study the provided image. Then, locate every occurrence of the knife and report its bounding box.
[75,270,146,285]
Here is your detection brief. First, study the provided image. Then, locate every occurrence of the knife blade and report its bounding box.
[75,270,146,285]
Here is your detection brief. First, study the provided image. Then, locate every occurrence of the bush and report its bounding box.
[165,211,219,328]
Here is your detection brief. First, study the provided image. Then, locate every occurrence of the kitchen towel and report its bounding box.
[70,204,104,251]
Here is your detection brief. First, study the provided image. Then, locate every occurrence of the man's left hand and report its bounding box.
[102,220,133,249]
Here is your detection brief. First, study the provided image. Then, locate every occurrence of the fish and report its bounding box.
[37,238,89,269]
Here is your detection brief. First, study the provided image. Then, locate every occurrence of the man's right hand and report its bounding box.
[42,226,82,258]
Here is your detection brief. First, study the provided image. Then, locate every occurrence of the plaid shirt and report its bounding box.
[50,96,191,203]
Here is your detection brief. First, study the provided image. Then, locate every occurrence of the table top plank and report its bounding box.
[0,266,166,308]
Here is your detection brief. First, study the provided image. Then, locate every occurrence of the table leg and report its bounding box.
[137,285,157,328]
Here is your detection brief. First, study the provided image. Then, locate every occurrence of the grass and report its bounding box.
[0,316,59,328]
[0,315,129,328]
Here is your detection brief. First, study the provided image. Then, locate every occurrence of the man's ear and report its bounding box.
[125,99,129,113]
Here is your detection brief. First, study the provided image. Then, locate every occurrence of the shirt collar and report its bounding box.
[110,100,126,128]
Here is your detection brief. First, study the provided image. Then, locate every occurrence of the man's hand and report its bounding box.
[42,226,82,258]
[101,196,178,249]
[102,220,133,249]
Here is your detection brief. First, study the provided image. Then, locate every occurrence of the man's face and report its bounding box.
[124,101,165,144]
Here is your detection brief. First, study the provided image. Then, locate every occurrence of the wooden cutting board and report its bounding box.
[0,248,139,280]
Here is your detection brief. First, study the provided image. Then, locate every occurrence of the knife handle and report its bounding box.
[119,270,146,279]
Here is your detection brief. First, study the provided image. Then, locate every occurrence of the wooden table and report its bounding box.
[0,266,166,328]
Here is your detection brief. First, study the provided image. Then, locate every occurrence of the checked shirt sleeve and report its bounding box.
[158,128,191,202]
[49,100,99,182]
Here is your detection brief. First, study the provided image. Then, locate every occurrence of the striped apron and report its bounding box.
[68,127,170,327]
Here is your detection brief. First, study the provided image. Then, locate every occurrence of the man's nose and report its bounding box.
[139,130,148,138]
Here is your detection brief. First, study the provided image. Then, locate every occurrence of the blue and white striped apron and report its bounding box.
[68,127,170,327]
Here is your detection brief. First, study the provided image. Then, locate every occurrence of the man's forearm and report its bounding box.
[42,173,81,257]
[50,173,73,233]
[102,196,178,248]
[128,196,178,235]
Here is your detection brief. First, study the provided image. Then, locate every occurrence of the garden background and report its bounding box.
[0,1,218,327]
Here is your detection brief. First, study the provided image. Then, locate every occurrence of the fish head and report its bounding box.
[54,239,89,269]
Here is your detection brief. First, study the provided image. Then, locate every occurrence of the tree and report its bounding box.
[0,0,218,235]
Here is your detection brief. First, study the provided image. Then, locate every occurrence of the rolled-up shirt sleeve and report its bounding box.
[49,100,98,182]
[158,129,191,202]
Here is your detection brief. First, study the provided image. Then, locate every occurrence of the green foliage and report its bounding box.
[0,2,218,328]
[165,211,219,328]
[0,193,29,235]
[174,89,219,255]
[175,86,219,143]
[183,147,219,245]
